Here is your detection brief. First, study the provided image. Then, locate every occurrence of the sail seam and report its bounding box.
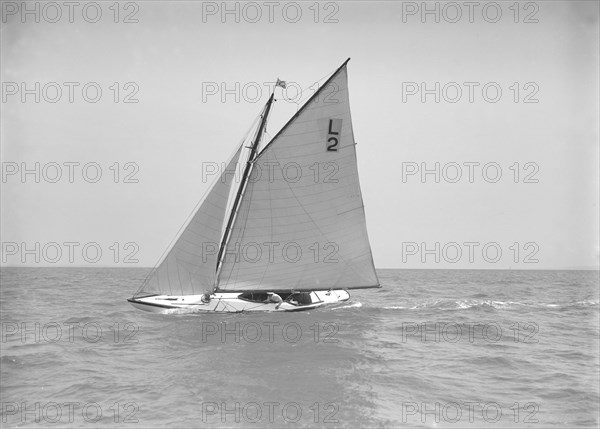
[271,149,361,288]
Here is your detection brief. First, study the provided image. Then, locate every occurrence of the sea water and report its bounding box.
[1,268,598,428]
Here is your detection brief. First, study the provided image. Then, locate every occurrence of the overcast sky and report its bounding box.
[1,1,598,269]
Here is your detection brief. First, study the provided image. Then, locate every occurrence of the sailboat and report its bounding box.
[127,58,380,313]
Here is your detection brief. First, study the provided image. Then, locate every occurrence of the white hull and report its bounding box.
[127,290,350,313]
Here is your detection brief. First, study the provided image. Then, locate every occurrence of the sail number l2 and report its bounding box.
[326,119,343,151]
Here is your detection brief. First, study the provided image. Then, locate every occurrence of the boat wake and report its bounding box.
[381,299,599,311]
[332,302,363,310]
[156,299,598,314]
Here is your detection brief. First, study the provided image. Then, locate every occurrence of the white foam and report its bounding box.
[332,302,362,310]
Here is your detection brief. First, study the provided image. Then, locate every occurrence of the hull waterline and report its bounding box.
[127,290,350,313]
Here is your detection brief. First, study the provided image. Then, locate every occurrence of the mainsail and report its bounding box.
[216,60,379,291]
[137,144,243,296]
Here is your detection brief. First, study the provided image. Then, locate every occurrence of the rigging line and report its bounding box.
[247,303,269,311]
[217,105,268,276]
[283,65,342,113]
[220,299,241,312]
[222,115,262,230]
[218,157,257,289]
[216,126,263,285]
[135,116,259,296]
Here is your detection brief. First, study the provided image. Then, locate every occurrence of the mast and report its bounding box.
[215,92,275,284]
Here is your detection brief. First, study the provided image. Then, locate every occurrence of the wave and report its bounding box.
[381,299,599,311]
[0,355,26,366]
[331,302,362,310]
